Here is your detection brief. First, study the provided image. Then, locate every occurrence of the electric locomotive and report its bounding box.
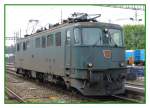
[15,13,127,96]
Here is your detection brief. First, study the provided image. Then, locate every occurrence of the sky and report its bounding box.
[6,5,144,46]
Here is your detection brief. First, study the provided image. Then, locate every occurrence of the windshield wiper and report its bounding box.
[108,32,118,47]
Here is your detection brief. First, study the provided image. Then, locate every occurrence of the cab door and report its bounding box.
[65,29,72,75]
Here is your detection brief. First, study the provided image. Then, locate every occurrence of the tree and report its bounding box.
[123,25,145,49]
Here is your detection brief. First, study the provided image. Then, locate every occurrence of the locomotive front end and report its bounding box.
[69,23,127,96]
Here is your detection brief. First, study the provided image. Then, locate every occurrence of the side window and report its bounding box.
[17,43,20,51]
[55,32,61,46]
[47,34,54,47]
[35,38,40,48]
[26,40,30,49]
[42,36,46,48]
[74,28,81,45]
[66,30,71,45]
[23,42,27,51]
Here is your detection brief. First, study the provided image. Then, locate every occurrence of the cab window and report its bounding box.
[26,40,30,49]
[82,28,102,45]
[66,30,71,45]
[74,28,81,45]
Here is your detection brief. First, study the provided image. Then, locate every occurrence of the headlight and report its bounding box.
[120,62,125,67]
[87,63,93,68]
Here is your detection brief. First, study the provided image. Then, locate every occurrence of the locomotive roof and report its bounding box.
[74,22,122,28]
[18,21,122,41]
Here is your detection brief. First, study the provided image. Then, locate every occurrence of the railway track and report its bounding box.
[6,87,25,103]
[125,83,144,94]
[125,82,144,88]
[6,65,145,103]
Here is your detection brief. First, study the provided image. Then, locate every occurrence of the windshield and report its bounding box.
[108,29,123,47]
[74,27,123,47]
[82,28,102,45]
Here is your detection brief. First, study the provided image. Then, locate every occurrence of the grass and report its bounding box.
[5,95,20,104]
[5,95,143,104]
[19,97,135,104]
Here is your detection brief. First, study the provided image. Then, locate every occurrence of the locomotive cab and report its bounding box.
[65,22,127,96]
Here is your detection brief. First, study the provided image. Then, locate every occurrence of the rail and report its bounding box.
[6,87,25,103]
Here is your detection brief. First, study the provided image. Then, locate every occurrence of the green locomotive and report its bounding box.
[15,13,127,96]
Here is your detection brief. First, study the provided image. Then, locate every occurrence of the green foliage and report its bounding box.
[123,25,145,50]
